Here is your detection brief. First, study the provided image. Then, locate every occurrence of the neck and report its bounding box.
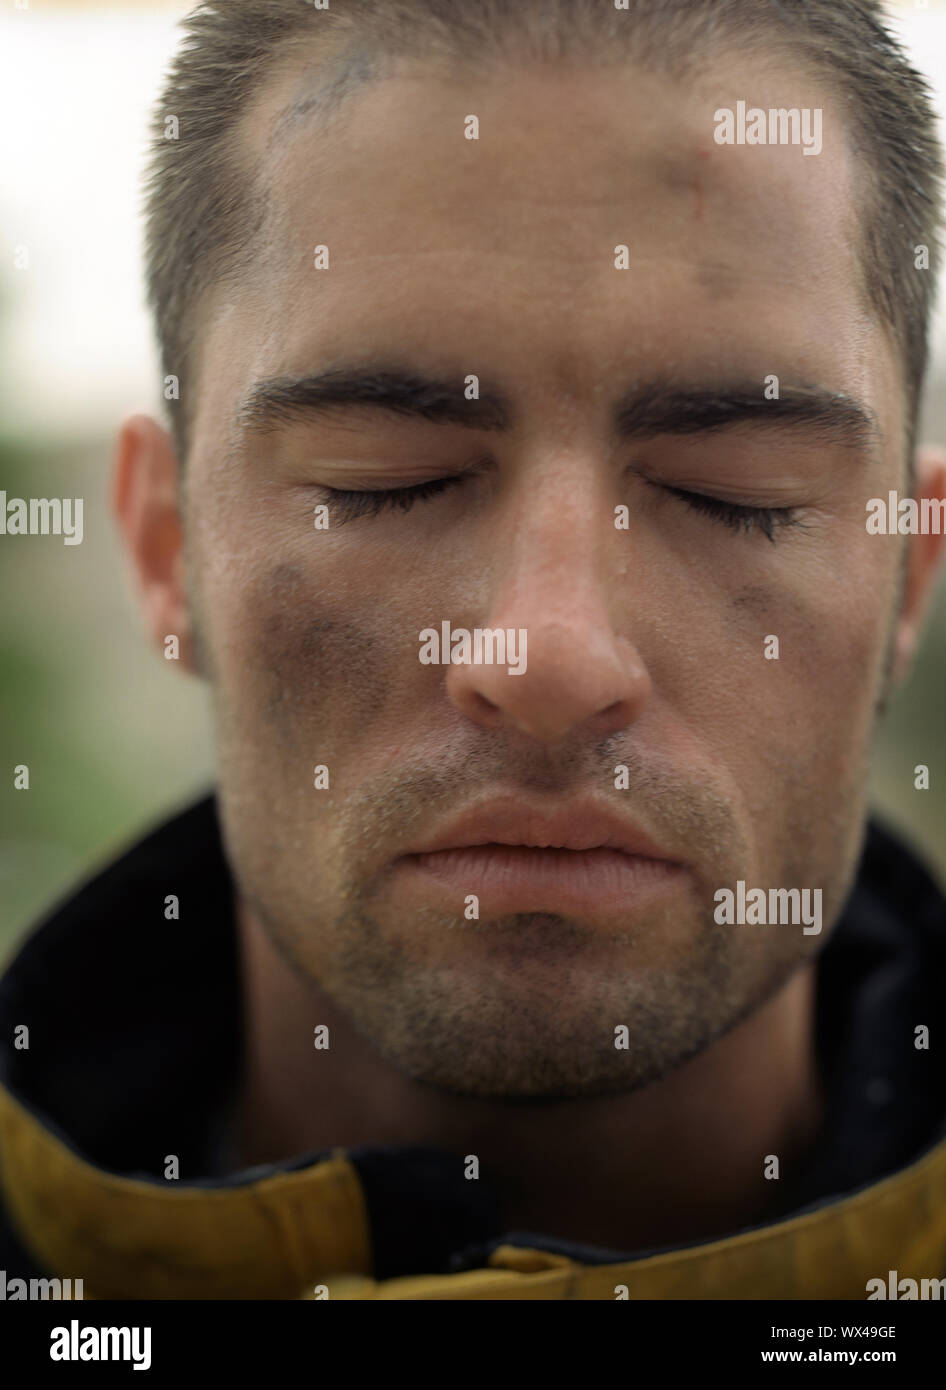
[234,901,824,1251]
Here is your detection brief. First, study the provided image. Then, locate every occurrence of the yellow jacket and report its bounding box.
[2,798,945,1300]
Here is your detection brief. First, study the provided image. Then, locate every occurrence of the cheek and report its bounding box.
[710,567,891,806]
[727,580,884,686]
[212,562,403,756]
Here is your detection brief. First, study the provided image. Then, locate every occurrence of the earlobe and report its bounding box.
[112,414,199,675]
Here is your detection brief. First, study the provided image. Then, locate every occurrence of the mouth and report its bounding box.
[394,798,685,918]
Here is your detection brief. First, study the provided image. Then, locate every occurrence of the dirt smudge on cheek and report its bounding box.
[249,563,393,748]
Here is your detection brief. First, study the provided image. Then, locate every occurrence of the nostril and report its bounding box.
[454,687,503,725]
[471,691,501,719]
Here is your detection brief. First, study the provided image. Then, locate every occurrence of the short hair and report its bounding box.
[145,0,944,469]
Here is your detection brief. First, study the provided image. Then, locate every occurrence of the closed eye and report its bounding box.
[320,473,803,541]
[662,484,803,542]
[321,474,465,524]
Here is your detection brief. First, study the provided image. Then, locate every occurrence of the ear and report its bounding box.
[112,414,201,676]
[890,444,946,687]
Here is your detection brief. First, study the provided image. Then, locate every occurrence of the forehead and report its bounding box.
[194,48,896,453]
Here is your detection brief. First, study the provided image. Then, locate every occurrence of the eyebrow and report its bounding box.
[237,368,512,434]
[236,366,879,453]
[614,380,879,451]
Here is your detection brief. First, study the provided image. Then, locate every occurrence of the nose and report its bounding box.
[445,474,651,744]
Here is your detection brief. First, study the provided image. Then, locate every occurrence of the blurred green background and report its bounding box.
[0,426,215,959]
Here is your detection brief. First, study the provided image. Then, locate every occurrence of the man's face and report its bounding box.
[181,53,905,1098]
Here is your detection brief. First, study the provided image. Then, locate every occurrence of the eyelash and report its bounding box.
[660,485,801,542]
[323,476,801,541]
[325,475,465,523]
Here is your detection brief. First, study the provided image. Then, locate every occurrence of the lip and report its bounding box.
[400,797,679,863]
[394,797,685,919]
